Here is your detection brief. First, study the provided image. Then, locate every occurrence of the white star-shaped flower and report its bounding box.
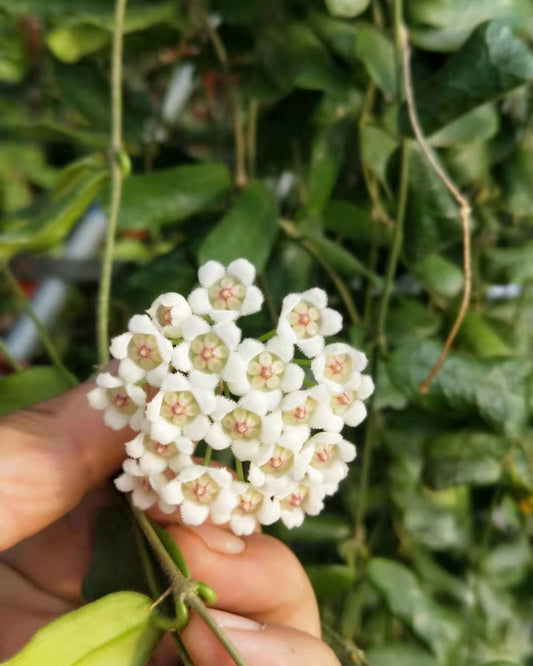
[223,335,304,410]
[312,375,374,430]
[171,319,241,388]
[311,342,368,392]
[277,288,342,358]
[146,292,196,339]
[110,314,173,387]
[114,459,177,513]
[276,481,326,528]
[124,430,194,475]
[145,372,216,447]
[205,395,283,460]
[247,434,305,492]
[293,431,355,485]
[229,482,280,535]
[177,465,237,525]
[188,259,264,323]
[87,372,145,431]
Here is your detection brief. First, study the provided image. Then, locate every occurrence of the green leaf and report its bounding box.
[257,22,349,96]
[425,430,510,488]
[308,11,359,65]
[0,367,74,417]
[413,254,464,299]
[481,662,525,666]
[306,564,355,601]
[486,241,533,283]
[404,143,462,263]
[482,537,531,588]
[366,644,438,666]
[360,125,398,193]
[323,199,391,245]
[199,181,278,271]
[0,169,108,258]
[354,24,397,97]
[456,311,514,358]
[117,163,231,231]
[367,558,461,659]
[46,3,177,63]
[428,103,499,147]
[324,0,370,19]
[407,0,533,52]
[307,124,347,214]
[501,147,533,216]
[387,340,531,436]
[4,592,161,665]
[386,298,441,346]
[399,21,533,136]
[302,229,382,286]
[82,506,154,602]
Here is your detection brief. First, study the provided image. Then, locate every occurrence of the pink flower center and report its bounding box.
[293,406,308,420]
[260,365,273,379]
[138,344,152,359]
[337,392,351,406]
[269,456,283,469]
[234,421,249,435]
[298,312,311,327]
[218,286,234,302]
[141,479,151,491]
[153,442,167,454]
[201,346,215,361]
[114,393,129,408]
[239,499,253,513]
[171,402,187,416]
[316,447,330,463]
[163,308,172,324]
[328,359,345,375]
[289,492,303,506]
[193,482,208,498]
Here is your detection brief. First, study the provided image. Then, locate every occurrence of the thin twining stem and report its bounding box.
[398,21,472,393]
[97,0,128,365]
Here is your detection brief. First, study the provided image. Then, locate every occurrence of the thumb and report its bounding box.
[0,380,128,550]
[179,609,340,666]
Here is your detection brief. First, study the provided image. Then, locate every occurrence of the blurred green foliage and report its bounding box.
[1,0,533,664]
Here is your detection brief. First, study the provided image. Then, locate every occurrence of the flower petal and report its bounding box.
[180,501,210,525]
[198,260,225,287]
[227,258,256,285]
[188,287,211,316]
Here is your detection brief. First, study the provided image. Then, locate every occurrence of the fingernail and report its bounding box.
[209,609,263,632]
[187,525,246,555]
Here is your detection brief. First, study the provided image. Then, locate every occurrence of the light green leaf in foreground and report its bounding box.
[3,592,162,666]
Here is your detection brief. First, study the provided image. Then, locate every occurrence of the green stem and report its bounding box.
[97,0,128,365]
[204,445,213,467]
[170,632,195,666]
[187,595,249,666]
[293,358,311,367]
[131,503,186,589]
[301,239,361,325]
[375,139,410,352]
[0,260,77,385]
[0,337,23,372]
[258,329,276,342]
[235,458,245,482]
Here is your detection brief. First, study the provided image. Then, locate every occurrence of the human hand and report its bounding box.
[0,381,340,665]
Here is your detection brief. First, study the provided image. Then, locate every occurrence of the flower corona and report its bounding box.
[88,258,373,534]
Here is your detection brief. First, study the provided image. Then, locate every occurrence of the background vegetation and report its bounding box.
[1,0,533,664]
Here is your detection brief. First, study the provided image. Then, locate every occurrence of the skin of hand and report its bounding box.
[0,381,340,666]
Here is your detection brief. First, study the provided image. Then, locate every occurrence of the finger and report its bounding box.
[180,609,340,666]
[164,524,320,636]
[0,381,129,550]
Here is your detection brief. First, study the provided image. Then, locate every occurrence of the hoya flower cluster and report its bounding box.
[88,259,373,535]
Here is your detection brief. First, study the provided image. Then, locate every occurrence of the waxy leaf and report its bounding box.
[199,181,278,271]
[324,0,370,19]
[400,21,533,135]
[366,644,437,666]
[387,340,530,436]
[368,558,461,660]
[0,169,108,258]
[413,254,464,298]
[307,124,347,214]
[4,592,161,665]
[117,163,231,231]
[355,24,396,97]
[306,564,355,601]
[0,367,74,417]
[424,430,510,489]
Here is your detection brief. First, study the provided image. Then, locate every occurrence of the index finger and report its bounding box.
[0,381,128,550]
